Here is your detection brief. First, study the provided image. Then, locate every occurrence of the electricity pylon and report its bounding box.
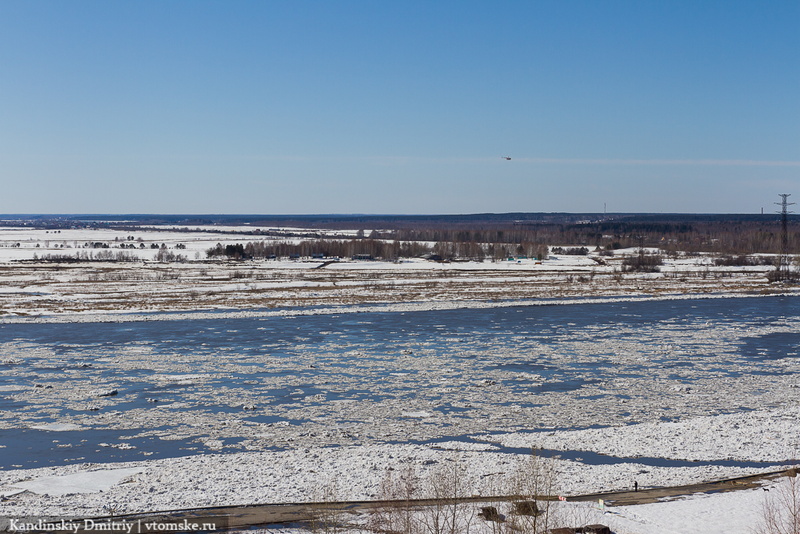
[775,194,795,280]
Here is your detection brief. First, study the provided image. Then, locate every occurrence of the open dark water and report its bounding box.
[0,295,798,469]
[2,296,798,361]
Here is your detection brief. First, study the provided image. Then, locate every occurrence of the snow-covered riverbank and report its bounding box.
[0,404,796,533]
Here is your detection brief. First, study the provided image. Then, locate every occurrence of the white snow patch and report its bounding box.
[29,423,84,432]
[401,411,435,418]
[6,467,142,496]
[610,484,776,534]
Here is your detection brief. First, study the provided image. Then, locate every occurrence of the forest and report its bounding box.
[204,215,797,261]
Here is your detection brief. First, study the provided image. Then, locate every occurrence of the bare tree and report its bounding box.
[504,451,559,534]
[309,476,345,534]
[756,472,800,534]
[419,460,474,534]
[369,460,475,534]
[369,465,421,534]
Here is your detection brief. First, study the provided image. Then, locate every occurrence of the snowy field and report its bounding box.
[0,224,798,534]
[0,223,788,318]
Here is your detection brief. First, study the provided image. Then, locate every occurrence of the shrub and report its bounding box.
[622,252,663,273]
[714,255,774,267]
[551,247,589,256]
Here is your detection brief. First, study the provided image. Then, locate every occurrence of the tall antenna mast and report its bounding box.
[775,193,795,280]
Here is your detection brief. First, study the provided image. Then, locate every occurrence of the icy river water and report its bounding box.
[1,295,799,469]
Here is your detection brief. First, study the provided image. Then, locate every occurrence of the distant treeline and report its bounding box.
[9,212,792,228]
[371,220,798,255]
[207,240,431,260]
[32,248,187,263]
[206,239,550,261]
[204,218,798,261]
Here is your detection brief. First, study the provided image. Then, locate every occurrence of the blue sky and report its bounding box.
[1,1,798,214]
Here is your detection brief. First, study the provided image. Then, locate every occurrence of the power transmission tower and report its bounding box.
[775,194,795,280]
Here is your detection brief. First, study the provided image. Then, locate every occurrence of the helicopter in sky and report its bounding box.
[501,156,511,160]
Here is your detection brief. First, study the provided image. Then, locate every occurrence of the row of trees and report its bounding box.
[206,240,433,260]
[32,246,187,263]
[206,239,550,262]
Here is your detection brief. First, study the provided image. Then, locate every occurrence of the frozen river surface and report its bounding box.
[1,295,799,469]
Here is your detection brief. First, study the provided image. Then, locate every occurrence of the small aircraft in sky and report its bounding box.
[502,156,511,160]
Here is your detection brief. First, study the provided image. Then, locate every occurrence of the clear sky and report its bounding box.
[1,0,798,214]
